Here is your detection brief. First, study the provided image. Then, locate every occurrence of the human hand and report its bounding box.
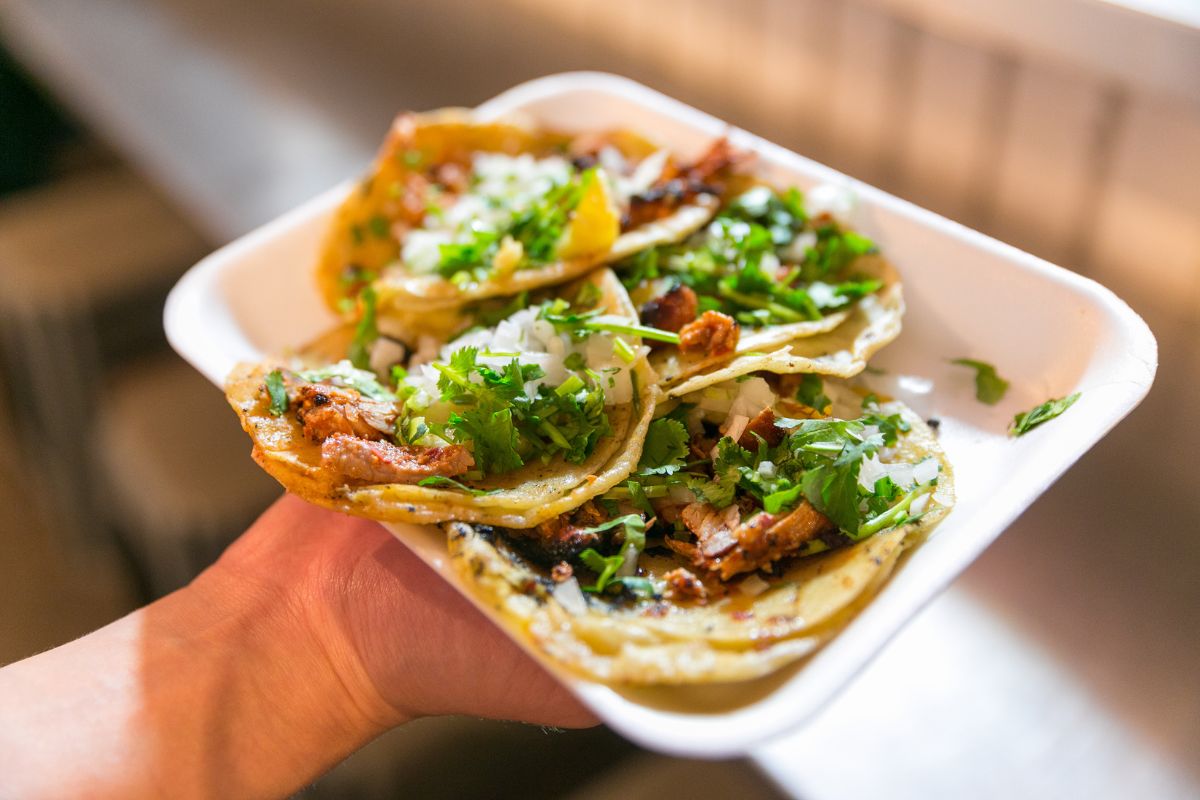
[201,494,597,731]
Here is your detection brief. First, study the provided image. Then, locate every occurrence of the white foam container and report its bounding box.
[165,72,1156,757]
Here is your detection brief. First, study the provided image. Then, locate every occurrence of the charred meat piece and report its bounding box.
[676,500,835,580]
[431,162,468,193]
[640,284,698,333]
[511,502,607,563]
[320,434,474,484]
[681,503,743,558]
[294,384,397,443]
[624,138,743,229]
[679,311,739,358]
[625,180,699,229]
[663,568,707,603]
[679,137,741,184]
[551,562,575,583]
[737,408,787,450]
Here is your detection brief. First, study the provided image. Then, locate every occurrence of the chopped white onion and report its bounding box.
[910,493,931,516]
[738,574,770,597]
[806,183,857,222]
[913,458,940,485]
[723,414,750,443]
[780,230,818,262]
[757,460,777,479]
[728,377,776,420]
[618,149,670,200]
[669,486,698,505]
[616,542,639,578]
[368,337,408,377]
[401,302,638,407]
[552,577,588,615]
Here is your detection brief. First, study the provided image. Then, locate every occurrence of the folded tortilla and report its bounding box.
[316,109,717,314]
[445,384,952,685]
[226,269,659,527]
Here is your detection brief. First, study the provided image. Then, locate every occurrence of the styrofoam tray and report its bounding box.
[165,72,1156,757]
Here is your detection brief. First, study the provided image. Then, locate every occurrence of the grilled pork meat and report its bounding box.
[511,502,608,563]
[624,138,742,229]
[293,383,397,442]
[669,500,835,580]
[640,284,698,334]
[320,434,474,484]
[663,567,707,603]
[737,408,786,450]
[678,311,739,358]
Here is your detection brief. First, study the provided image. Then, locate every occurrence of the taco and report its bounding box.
[446,373,953,684]
[316,110,733,314]
[226,269,663,527]
[614,184,903,389]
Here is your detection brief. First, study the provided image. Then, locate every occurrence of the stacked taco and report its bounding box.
[226,111,953,685]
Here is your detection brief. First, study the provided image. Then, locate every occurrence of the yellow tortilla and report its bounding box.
[315,109,718,314]
[445,400,952,685]
[225,269,660,527]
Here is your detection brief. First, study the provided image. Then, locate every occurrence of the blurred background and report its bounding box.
[0,0,1197,797]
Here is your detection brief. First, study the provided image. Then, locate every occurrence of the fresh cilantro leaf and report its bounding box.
[574,280,602,309]
[575,514,647,553]
[564,352,587,371]
[800,459,863,534]
[298,361,392,400]
[366,215,390,239]
[265,370,289,416]
[866,475,902,516]
[833,278,883,300]
[861,409,910,447]
[395,415,429,445]
[619,247,659,289]
[794,374,831,412]
[690,470,738,508]
[763,483,804,514]
[578,548,625,594]
[952,358,1010,405]
[615,576,657,598]
[639,418,690,475]
[713,437,754,474]
[433,345,612,473]
[804,226,876,280]
[1010,393,1080,437]
[541,305,680,344]
[437,230,501,279]
[451,407,523,474]
[626,479,656,517]
[347,286,379,370]
[858,482,935,538]
[416,476,500,495]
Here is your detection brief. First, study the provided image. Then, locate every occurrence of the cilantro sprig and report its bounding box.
[435,168,592,282]
[952,358,1010,405]
[432,346,612,475]
[618,186,881,328]
[539,300,680,344]
[608,407,926,543]
[347,286,379,370]
[638,418,690,475]
[265,370,289,416]
[1010,393,1080,436]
